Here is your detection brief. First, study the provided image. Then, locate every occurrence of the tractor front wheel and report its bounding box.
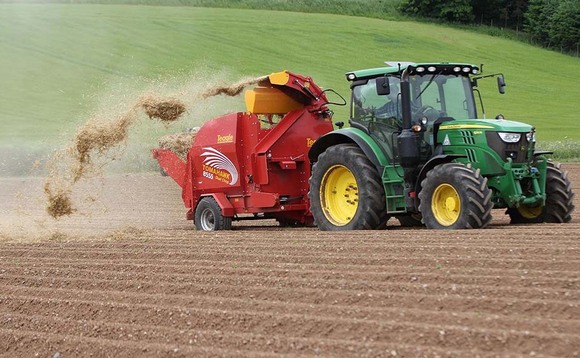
[419,163,493,229]
[508,161,575,223]
[309,144,388,230]
[194,197,232,231]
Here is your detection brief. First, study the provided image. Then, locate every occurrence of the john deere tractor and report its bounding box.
[308,62,575,230]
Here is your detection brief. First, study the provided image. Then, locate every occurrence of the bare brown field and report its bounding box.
[1,164,579,357]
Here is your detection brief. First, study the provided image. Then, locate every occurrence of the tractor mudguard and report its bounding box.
[308,128,389,173]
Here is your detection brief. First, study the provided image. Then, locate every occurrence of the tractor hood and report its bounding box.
[437,119,536,165]
[438,119,534,133]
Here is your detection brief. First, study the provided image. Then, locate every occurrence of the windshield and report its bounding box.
[350,74,476,125]
[409,74,476,120]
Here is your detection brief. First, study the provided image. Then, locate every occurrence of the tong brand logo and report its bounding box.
[217,134,234,143]
[200,147,239,185]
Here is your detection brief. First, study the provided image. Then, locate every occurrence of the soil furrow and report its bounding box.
[3,257,579,280]
[2,249,579,271]
[2,284,579,335]
[2,237,579,250]
[0,295,577,357]
[1,262,577,292]
[2,273,578,320]
[0,313,494,358]
[1,269,577,303]
[0,328,280,358]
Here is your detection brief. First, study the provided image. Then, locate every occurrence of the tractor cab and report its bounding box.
[346,63,481,165]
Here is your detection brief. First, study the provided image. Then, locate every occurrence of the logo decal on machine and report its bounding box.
[200,147,239,185]
[217,134,234,143]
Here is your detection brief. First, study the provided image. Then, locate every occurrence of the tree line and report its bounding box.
[399,0,580,56]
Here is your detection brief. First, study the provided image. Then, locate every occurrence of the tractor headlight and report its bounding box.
[526,131,536,143]
[498,132,521,143]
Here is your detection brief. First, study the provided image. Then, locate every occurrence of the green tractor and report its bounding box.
[308,62,575,230]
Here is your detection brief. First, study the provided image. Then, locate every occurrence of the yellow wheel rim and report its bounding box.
[432,184,461,226]
[320,165,358,226]
[518,205,543,219]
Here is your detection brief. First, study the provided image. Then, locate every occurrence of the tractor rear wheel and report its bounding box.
[419,163,493,229]
[309,144,388,230]
[508,161,575,223]
[194,197,232,231]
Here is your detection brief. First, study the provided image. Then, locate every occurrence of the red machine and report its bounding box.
[152,71,336,230]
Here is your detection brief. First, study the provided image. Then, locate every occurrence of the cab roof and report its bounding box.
[346,62,479,81]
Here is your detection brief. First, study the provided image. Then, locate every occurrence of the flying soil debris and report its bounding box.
[44,76,264,219]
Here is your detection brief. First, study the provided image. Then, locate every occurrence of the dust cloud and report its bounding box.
[44,73,264,219]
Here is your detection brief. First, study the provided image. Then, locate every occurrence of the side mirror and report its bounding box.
[376,76,390,96]
[497,75,506,94]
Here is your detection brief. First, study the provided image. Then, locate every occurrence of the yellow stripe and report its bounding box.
[439,124,494,130]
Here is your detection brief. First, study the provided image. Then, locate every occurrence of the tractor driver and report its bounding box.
[375,84,401,123]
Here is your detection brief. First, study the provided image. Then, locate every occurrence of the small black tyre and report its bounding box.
[309,144,388,230]
[508,161,575,223]
[194,197,232,231]
[419,163,493,229]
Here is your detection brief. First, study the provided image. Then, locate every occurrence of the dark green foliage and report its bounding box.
[525,0,580,54]
[472,0,504,25]
[398,0,474,23]
[397,0,578,55]
[399,0,528,27]
[525,0,559,46]
[439,0,475,22]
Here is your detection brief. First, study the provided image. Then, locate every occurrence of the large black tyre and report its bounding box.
[194,197,232,231]
[309,144,388,230]
[419,163,493,229]
[507,161,575,223]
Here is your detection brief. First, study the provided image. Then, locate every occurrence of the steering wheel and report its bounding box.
[414,105,435,115]
[414,105,442,124]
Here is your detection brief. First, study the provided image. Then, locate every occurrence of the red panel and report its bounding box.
[210,193,236,217]
[151,148,187,188]
[278,161,297,170]
[249,192,278,208]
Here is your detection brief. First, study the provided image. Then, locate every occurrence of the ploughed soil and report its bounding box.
[1,164,579,357]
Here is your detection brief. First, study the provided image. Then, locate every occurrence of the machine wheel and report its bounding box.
[194,197,232,231]
[419,163,493,229]
[397,213,424,227]
[309,144,388,230]
[507,162,575,223]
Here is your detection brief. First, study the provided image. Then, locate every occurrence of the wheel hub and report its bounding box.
[432,184,461,226]
[321,165,358,226]
[200,208,216,230]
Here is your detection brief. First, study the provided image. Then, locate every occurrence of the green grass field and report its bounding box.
[1,3,579,172]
